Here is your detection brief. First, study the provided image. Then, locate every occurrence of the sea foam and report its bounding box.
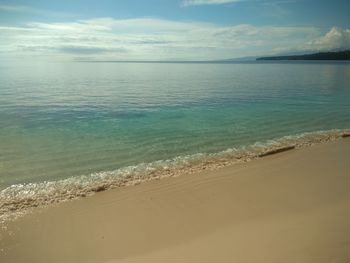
[1,128,349,224]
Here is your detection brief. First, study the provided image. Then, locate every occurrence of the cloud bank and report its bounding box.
[181,0,242,7]
[306,27,350,51]
[0,17,348,61]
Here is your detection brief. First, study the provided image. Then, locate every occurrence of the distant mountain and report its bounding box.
[217,56,258,62]
[257,50,350,61]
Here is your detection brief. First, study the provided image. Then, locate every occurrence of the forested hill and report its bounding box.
[257,50,350,61]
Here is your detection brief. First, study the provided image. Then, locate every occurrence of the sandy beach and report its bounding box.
[1,138,350,263]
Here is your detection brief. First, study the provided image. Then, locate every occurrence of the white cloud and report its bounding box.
[1,17,345,61]
[0,4,74,18]
[0,4,37,13]
[181,0,242,7]
[305,27,350,51]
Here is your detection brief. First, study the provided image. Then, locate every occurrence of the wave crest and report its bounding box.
[1,129,349,223]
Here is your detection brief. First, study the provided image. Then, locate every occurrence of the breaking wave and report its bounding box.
[1,128,349,223]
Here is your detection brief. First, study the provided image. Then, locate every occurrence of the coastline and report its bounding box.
[1,129,349,223]
[1,138,350,262]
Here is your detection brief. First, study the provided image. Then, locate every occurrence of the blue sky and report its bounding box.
[0,0,349,61]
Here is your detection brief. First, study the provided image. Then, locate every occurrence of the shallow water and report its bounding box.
[1,61,350,219]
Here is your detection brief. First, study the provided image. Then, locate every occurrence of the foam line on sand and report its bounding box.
[1,139,350,263]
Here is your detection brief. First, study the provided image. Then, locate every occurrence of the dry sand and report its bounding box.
[1,139,350,263]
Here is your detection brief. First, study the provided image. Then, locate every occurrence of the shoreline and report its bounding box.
[1,128,349,223]
[1,138,350,262]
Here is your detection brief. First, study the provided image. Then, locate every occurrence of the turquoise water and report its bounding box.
[1,61,350,216]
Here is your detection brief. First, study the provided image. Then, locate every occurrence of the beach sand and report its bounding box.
[1,139,350,263]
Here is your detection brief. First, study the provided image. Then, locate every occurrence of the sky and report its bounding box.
[0,0,349,61]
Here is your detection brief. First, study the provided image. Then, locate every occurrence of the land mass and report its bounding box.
[257,50,350,61]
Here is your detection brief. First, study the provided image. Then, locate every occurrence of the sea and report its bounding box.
[1,61,350,220]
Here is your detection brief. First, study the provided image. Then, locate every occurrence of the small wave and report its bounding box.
[1,128,349,223]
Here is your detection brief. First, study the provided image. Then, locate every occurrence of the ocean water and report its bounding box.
[1,61,350,219]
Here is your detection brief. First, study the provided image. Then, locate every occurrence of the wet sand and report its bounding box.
[1,139,350,263]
